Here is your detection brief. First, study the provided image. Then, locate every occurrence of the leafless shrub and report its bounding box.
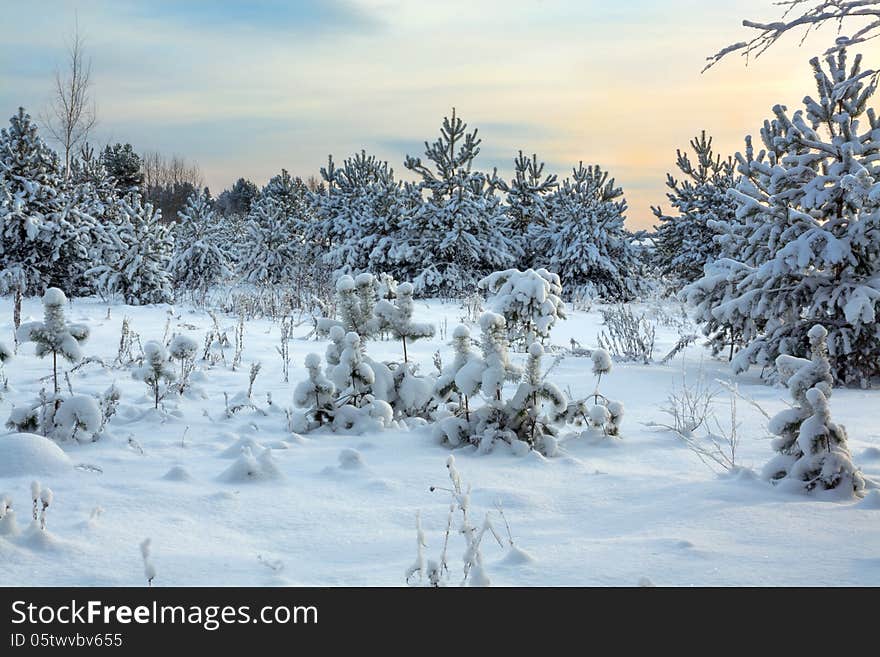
[459,292,483,324]
[597,305,656,363]
[276,317,293,383]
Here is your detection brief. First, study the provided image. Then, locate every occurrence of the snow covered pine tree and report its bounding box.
[766,325,864,497]
[375,109,519,296]
[651,131,737,288]
[171,189,232,297]
[687,48,880,385]
[89,194,174,305]
[542,163,643,302]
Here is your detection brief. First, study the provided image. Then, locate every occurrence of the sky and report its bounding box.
[2,0,880,229]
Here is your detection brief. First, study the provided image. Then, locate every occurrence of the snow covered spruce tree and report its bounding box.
[375,109,519,296]
[170,189,232,296]
[89,194,174,305]
[16,287,89,395]
[237,171,310,286]
[0,108,88,324]
[651,131,737,287]
[374,282,435,362]
[478,268,566,350]
[497,151,558,269]
[688,49,880,384]
[308,151,402,274]
[766,325,864,497]
[542,163,643,302]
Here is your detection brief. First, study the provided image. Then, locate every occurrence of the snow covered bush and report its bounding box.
[765,325,864,497]
[434,313,582,454]
[54,395,101,443]
[168,333,198,394]
[132,341,176,409]
[434,324,481,415]
[374,281,435,361]
[330,332,375,407]
[335,273,380,338]
[478,268,566,350]
[16,288,89,395]
[290,332,395,434]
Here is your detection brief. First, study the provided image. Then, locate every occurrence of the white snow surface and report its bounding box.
[0,433,73,477]
[0,295,879,586]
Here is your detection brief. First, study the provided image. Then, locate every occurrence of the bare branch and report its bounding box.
[43,16,97,177]
[704,1,880,72]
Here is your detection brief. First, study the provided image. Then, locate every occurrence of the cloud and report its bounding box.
[115,0,382,35]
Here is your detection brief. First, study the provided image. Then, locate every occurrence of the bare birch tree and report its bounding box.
[44,19,97,178]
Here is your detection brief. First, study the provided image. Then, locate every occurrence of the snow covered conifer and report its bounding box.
[374,282,435,361]
[766,325,864,497]
[542,163,643,301]
[507,342,567,454]
[478,268,566,350]
[334,273,380,338]
[434,325,482,411]
[308,151,402,274]
[90,194,173,305]
[687,49,880,383]
[497,151,558,269]
[101,143,143,193]
[237,195,301,286]
[17,288,89,395]
[651,131,737,288]
[293,353,337,430]
[378,109,519,295]
[478,312,520,401]
[133,341,176,409]
[330,332,375,407]
[0,108,71,325]
[171,189,232,295]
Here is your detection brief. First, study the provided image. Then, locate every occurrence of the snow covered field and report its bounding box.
[1,294,879,587]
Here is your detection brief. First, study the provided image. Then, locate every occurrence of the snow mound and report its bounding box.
[162,465,193,482]
[858,490,880,509]
[338,448,365,470]
[638,577,656,587]
[861,446,880,460]
[220,436,265,458]
[0,433,72,477]
[499,545,535,566]
[218,447,282,483]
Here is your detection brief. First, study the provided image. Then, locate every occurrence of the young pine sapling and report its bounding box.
[132,341,176,409]
[16,288,89,397]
